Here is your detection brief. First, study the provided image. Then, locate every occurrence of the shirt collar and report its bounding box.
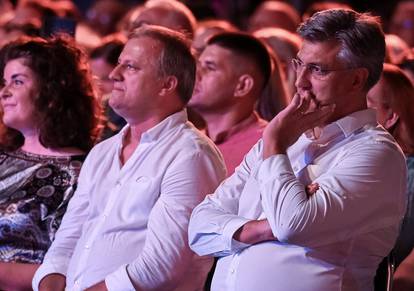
[306,108,377,144]
[213,111,264,144]
[118,109,188,144]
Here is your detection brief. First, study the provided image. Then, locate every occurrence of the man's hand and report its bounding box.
[263,92,335,159]
[84,281,108,291]
[38,273,66,291]
[233,219,276,244]
[306,183,320,197]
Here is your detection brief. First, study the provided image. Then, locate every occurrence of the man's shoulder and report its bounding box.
[351,123,403,153]
[83,132,121,163]
[175,122,219,152]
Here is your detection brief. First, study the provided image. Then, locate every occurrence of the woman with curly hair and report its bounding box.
[0,35,101,290]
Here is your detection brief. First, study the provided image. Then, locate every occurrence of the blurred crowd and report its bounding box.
[0,0,413,290]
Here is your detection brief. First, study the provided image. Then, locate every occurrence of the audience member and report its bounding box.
[389,1,414,47]
[89,34,126,139]
[192,19,238,57]
[255,49,289,121]
[32,25,226,291]
[254,27,300,96]
[302,1,352,20]
[247,1,301,33]
[189,9,407,291]
[367,64,414,271]
[385,34,413,64]
[189,32,271,175]
[399,57,414,84]
[84,0,128,37]
[0,35,101,290]
[131,0,197,39]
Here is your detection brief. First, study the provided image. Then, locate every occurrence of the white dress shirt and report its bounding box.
[33,110,226,291]
[189,109,407,291]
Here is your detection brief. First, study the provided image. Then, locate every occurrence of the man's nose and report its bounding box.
[294,66,311,90]
[109,64,123,82]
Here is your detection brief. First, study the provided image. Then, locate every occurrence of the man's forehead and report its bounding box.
[201,44,243,66]
[120,36,162,59]
[298,40,341,62]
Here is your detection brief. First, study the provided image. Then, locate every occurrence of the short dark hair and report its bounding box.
[207,31,272,91]
[0,35,101,152]
[129,25,196,105]
[89,35,126,66]
[298,9,386,90]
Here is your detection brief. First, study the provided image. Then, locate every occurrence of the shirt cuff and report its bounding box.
[105,264,135,291]
[223,216,252,252]
[255,154,292,183]
[32,256,69,291]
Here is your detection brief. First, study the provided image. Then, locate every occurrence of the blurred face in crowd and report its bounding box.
[109,36,165,123]
[0,58,38,134]
[190,44,240,113]
[367,77,390,128]
[390,2,414,47]
[90,57,115,97]
[294,40,364,123]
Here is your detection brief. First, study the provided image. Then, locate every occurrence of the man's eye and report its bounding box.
[126,64,136,71]
[308,65,323,74]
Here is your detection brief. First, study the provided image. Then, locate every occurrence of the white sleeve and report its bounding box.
[107,149,226,290]
[32,150,94,291]
[257,141,407,247]
[188,142,262,257]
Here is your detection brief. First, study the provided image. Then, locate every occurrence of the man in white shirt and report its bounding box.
[189,9,407,291]
[33,25,226,291]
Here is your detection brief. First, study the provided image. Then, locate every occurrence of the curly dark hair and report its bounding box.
[0,35,101,152]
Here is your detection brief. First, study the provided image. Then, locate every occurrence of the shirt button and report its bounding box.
[230,268,235,274]
[74,280,80,285]
[85,244,90,249]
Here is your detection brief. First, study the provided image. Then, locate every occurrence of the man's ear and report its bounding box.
[234,74,254,97]
[351,67,369,91]
[384,111,399,130]
[159,76,178,96]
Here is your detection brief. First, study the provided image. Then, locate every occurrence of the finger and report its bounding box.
[295,92,311,115]
[300,91,319,114]
[301,104,335,129]
[289,93,301,109]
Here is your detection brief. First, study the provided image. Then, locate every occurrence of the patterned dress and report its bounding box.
[0,149,85,263]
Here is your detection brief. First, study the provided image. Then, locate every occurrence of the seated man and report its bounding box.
[189,32,271,175]
[189,9,407,291]
[32,25,226,291]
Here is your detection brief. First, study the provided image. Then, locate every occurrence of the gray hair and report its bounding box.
[298,9,385,90]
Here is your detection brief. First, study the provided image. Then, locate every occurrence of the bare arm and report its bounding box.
[0,262,39,291]
[84,281,108,291]
[233,219,275,244]
[394,249,414,291]
[38,273,66,291]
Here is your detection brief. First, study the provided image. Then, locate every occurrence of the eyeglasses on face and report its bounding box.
[291,58,356,80]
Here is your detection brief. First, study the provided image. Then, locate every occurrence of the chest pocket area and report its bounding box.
[116,175,160,220]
